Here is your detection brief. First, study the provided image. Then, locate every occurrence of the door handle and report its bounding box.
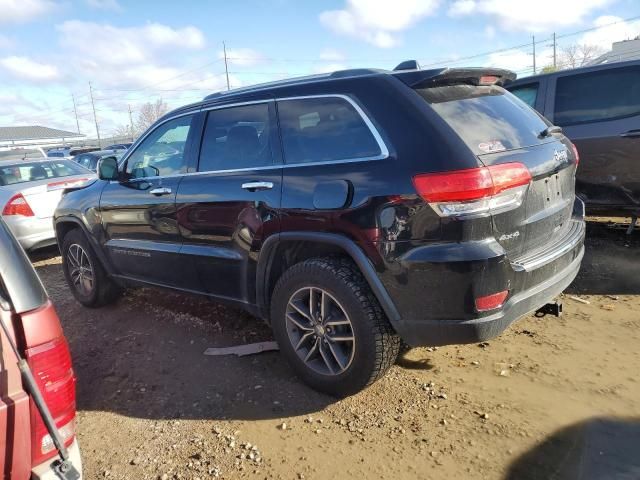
[620,129,640,138]
[241,181,274,192]
[149,187,172,196]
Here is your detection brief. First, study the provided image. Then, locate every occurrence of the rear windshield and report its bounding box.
[0,160,88,186]
[416,85,550,155]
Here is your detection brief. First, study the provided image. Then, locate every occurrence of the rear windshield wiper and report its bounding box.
[539,125,563,138]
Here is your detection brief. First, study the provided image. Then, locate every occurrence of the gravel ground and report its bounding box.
[30,218,640,480]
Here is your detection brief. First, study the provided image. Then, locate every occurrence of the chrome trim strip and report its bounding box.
[511,220,585,272]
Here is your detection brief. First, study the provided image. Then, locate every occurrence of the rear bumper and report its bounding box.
[31,439,83,480]
[2,215,55,251]
[394,244,584,347]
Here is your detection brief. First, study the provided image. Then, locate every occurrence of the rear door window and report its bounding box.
[277,96,382,164]
[553,66,640,126]
[508,83,539,108]
[416,85,550,155]
[198,103,273,172]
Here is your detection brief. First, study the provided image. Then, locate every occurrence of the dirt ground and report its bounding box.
[31,218,640,480]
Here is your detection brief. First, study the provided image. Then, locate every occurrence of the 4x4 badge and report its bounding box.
[499,231,520,241]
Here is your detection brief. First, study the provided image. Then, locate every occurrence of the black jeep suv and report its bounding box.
[54,65,585,396]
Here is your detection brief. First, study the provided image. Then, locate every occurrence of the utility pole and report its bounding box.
[552,32,557,69]
[223,41,230,90]
[532,35,537,75]
[88,82,101,148]
[71,93,81,135]
[128,104,135,141]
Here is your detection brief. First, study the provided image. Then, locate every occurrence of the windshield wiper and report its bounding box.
[539,125,563,138]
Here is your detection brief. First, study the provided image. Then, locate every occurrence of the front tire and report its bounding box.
[270,257,400,397]
[61,229,120,307]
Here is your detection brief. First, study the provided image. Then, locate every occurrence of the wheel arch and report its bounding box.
[54,216,116,276]
[256,232,401,326]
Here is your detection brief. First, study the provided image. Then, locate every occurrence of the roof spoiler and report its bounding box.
[392,65,517,88]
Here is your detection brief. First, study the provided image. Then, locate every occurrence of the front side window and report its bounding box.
[508,83,539,109]
[277,97,382,164]
[126,114,194,179]
[554,66,640,126]
[198,103,273,172]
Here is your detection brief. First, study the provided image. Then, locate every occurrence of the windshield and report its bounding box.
[0,159,89,186]
[416,84,550,155]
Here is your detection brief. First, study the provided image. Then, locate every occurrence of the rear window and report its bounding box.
[47,151,65,158]
[278,97,382,164]
[416,85,549,155]
[554,66,640,126]
[0,160,88,186]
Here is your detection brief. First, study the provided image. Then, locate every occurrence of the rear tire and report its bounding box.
[270,257,400,397]
[61,229,120,308]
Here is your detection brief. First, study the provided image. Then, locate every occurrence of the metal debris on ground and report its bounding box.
[203,341,279,357]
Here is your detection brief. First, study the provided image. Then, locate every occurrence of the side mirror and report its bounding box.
[98,156,119,181]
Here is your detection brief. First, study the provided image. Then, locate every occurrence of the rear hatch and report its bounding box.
[20,174,92,219]
[414,79,578,259]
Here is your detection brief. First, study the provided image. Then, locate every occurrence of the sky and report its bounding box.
[1,0,640,139]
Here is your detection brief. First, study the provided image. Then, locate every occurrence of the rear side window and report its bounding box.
[198,103,273,172]
[0,160,87,186]
[416,85,549,155]
[508,83,538,108]
[277,97,381,164]
[554,66,640,126]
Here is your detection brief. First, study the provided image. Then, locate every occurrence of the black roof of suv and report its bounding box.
[54,63,584,396]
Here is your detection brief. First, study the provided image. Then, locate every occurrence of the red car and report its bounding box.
[0,217,82,479]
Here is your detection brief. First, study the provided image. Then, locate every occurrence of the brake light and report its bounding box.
[47,177,90,191]
[475,290,509,312]
[479,75,499,85]
[570,142,580,166]
[413,162,531,218]
[26,337,76,466]
[2,193,35,217]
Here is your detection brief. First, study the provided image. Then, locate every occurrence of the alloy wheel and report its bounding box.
[285,287,355,376]
[67,244,94,296]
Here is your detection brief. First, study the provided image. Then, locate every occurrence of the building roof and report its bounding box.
[0,126,84,142]
[588,38,640,65]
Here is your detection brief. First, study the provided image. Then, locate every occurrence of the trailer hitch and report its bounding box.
[535,301,563,318]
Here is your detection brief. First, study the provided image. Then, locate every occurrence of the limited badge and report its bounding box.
[478,140,506,153]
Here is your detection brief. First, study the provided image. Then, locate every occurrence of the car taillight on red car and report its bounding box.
[2,193,35,217]
[25,337,76,466]
[413,162,531,218]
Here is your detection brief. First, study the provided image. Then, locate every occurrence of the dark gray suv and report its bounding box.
[506,59,640,226]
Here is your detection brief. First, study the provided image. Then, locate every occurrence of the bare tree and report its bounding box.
[113,124,131,138]
[136,99,168,133]
[559,44,605,69]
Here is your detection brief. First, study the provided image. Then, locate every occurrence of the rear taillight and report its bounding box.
[413,162,531,218]
[2,193,35,217]
[26,337,76,466]
[475,290,509,312]
[570,143,580,166]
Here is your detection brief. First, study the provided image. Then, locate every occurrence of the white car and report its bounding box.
[0,158,95,250]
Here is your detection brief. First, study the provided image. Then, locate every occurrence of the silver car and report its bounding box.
[0,158,95,251]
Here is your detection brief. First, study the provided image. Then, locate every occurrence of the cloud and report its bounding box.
[219,47,265,67]
[579,15,640,49]
[0,0,57,24]
[0,34,13,49]
[319,0,440,48]
[0,56,61,82]
[448,0,612,32]
[319,49,346,62]
[57,21,206,66]
[85,0,122,11]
